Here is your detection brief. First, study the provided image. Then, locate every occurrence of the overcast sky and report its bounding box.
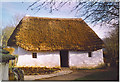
[1,1,114,39]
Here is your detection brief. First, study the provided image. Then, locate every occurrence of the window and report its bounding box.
[88,52,92,57]
[32,53,37,58]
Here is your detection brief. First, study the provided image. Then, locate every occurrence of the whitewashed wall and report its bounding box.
[69,49,104,68]
[17,47,60,67]
[0,63,9,81]
[14,46,104,68]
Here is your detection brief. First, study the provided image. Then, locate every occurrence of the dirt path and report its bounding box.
[36,68,111,81]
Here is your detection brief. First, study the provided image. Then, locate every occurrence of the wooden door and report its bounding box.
[60,50,69,67]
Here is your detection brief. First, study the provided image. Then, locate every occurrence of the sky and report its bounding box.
[2,2,77,27]
[1,1,114,39]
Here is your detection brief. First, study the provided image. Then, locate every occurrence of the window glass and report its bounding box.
[88,52,92,57]
[32,53,37,58]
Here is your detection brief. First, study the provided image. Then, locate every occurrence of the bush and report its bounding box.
[3,47,15,54]
[9,68,24,81]
[17,67,61,75]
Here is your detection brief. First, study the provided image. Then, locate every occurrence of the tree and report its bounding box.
[0,28,2,46]
[103,23,118,67]
[26,1,119,26]
[2,26,15,47]
[2,14,24,47]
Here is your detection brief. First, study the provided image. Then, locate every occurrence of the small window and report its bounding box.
[32,53,37,58]
[88,52,92,57]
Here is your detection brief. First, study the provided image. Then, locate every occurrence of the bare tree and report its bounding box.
[26,1,119,26]
[11,14,25,27]
[2,26,15,47]
[2,14,25,47]
[103,24,118,67]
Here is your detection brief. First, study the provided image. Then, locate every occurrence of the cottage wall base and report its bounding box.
[14,47,104,68]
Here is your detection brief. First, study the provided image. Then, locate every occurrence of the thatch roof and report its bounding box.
[0,47,15,62]
[7,16,104,52]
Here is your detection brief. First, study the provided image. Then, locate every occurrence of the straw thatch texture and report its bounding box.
[8,16,104,51]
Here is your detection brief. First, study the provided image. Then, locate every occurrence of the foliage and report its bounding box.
[0,47,15,63]
[17,67,61,75]
[9,55,18,68]
[3,47,18,68]
[3,47,15,54]
[9,68,24,81]
[103,24,119,67]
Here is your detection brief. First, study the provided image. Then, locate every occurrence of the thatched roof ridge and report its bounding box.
[24,16,83,20]
[8,16,104,51]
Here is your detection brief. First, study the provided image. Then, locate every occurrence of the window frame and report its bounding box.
[88,52,92,57]
[32,53,37,58]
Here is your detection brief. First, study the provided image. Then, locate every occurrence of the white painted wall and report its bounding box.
[14,47,104,68]
[69,49,104,68]
[0,63,9,81]
[17,47,60,67]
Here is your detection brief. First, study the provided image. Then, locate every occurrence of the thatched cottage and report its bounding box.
[7,16,104,68]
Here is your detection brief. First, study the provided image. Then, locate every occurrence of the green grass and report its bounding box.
[75,70,118,81]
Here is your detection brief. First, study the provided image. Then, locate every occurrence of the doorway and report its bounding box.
[60,50,69,67]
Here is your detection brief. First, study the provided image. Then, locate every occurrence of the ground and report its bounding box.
[35,67,118,81]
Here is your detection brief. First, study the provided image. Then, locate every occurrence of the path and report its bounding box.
[39,69,107,80]
[24,68,112,81]
[24,68,73,80]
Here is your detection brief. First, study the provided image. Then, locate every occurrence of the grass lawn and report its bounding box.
[75,69,118,81]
